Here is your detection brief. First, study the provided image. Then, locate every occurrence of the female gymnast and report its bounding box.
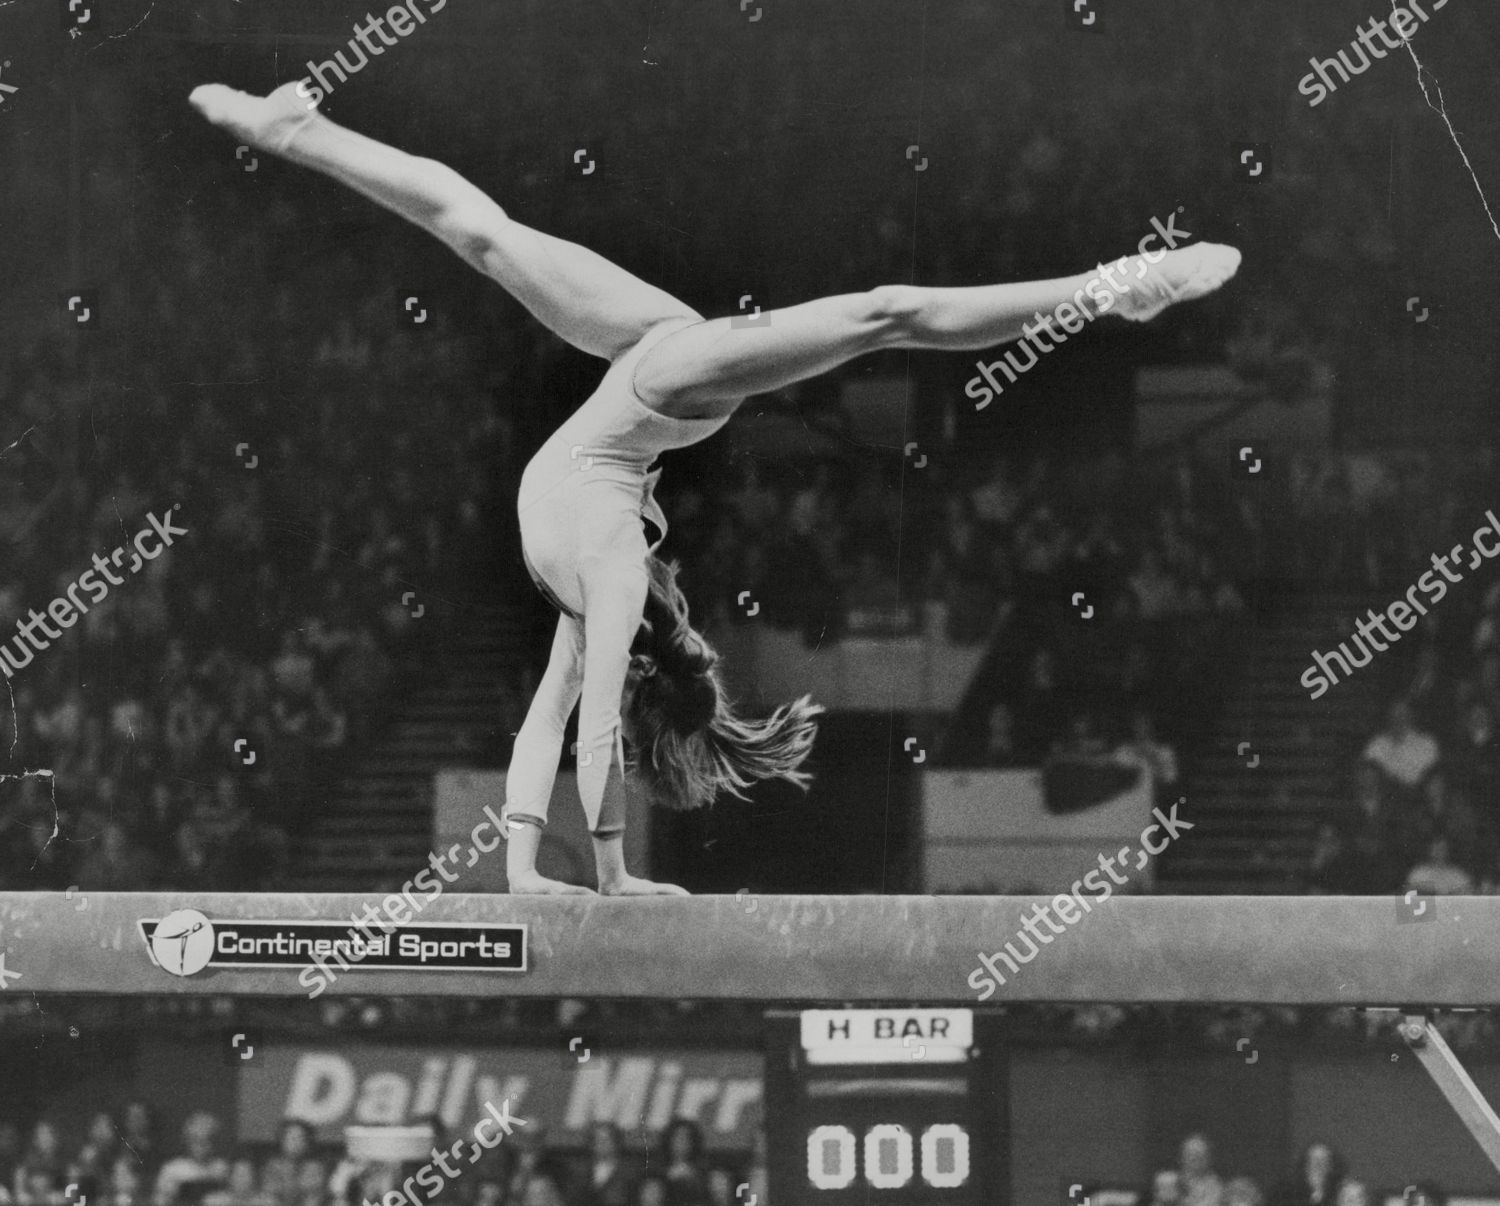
[190,82,1240,896]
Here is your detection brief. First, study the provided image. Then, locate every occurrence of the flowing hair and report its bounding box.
[625,554,823,811]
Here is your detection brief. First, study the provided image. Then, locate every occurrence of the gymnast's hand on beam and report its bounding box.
[598,874,690,897]
[507,870,597,896]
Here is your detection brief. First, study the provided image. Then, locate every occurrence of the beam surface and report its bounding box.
[0,893,1494,1004]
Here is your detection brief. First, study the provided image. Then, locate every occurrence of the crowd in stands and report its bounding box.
[1316,621,1500,895]
[0,185,515,893]
[0,1107,1464,1206]
[1300,451,1500,896]
[0,1112,767,1206]
[0,0,1488,896]
[1141,1133,1447,1206]
[1,994,1493,1203]
[670,450,1258,644]
[665,446,1258,770]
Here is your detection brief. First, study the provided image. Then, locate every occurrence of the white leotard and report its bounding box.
[506,317,731,835]
[518,317,729,613]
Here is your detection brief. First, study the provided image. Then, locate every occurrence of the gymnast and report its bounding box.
[190,81,1240,895]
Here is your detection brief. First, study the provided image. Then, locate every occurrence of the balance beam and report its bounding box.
[0,893,1491,1003]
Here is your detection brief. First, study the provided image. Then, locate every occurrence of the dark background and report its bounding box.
[1,0,1499,894]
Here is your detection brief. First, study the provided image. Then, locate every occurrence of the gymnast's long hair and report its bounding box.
[624,554,823,811]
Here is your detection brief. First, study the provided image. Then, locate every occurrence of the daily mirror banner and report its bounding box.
[238,1046,763,1150]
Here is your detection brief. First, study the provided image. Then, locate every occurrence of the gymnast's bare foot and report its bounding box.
[508,871,596,896]
[599,874,690,897]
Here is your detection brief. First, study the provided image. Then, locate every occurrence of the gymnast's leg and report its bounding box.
[188,82,700,361]
[634,246,1241,411]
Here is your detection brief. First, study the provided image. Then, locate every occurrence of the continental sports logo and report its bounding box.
[138,909,527,985]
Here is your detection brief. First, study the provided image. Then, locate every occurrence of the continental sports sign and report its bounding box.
[138,909,526,990]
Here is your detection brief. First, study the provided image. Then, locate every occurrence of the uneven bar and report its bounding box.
[0,893,1491,1004]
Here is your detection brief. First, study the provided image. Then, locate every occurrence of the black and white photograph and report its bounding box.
[2,0,1500,1198]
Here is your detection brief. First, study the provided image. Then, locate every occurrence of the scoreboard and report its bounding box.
[764,1009,1007,1204]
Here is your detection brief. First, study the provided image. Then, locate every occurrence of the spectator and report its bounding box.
[703,1169,738,1206]
[1197,554,1246,615]
[1405,835,1475,896]
[504,1127,550,1206]
[306,687,348,752]
[1473,584,1500,655]
[152,1112,228,1206]
[1335,1184,1370,1206]
[324,1150,385,1206]
[1449,702,1500,862]
[1348,762,1391,843]
[1015,505,1072,596]
[74,822,157,892]
[13,1123,63,1205]
[970,457,1022,529]
[1113,709,1179,797]
[72,1112,121,1181]
[1224,1179,1264,1206]
[1051,712,1111,761]
[659,1122,708,1206]
[1178,1134,1222,1206]
[202,1161,273,1206]
[1272,1144,1347,1206]
[291,1162,323,1206]
[1129,547,1182,620]
[260,1122,321,1206]
[14,1167,58,1206]
[118,1103,159,1177]
[1147,1171,1185,1206]
[1362,701,1440,794]
[578,1123,634,1206]
[518,1169,569,1206]
[0,1128,19,1203]
[981,703,1019,767]
[633,1177,669,1206]
[108,1158,147,1206]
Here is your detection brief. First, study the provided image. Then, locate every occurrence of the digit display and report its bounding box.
[921,1124,972,1188]
[807,1124,857,1189]
[864,1124,915,1188]
[804,1124,971,1189]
